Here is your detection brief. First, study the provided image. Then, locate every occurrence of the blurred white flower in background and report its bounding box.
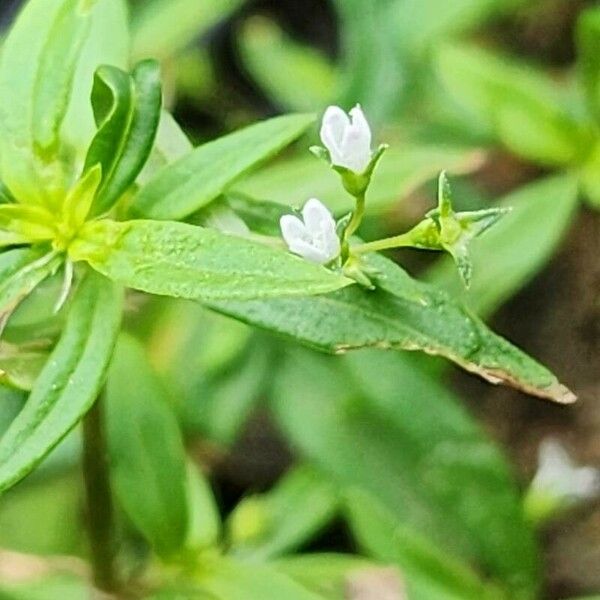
[532,437,600,501]
[525,437,600,524]
[280,198,340,265]
[320,104,372,173]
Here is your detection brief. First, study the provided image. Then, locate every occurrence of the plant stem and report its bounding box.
[344,192,366,240]
[351,232,415,255]
[82,394,118,593]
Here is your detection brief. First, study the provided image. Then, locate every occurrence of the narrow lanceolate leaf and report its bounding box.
[197,559,325,600]
[185,460,222,551]
[85,60,162,216]
[130,113,315,220]
[61,0,130,160]
[106,334,188,557]
[69,219,350,301]
[345,489,508,600]
[132,0,244,62]
[211,251,574,404]
[436,43,591,167]
[0,271,123,492]
[274,554,387,600]
[227,465,338,561]
[0,248,63,322]
[0,0,95,203]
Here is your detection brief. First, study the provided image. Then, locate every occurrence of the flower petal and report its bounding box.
[287,237,331,264]
[320,106,349,164]
[280,214,309,247]
[340,104,372,173]
[302,198,336,234]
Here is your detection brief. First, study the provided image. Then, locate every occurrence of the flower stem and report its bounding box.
[344,192,366,240]
[82,394,118,593]
[351,232,415,255]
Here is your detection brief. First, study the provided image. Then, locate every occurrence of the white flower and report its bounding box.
[532,438,600,502]
[280,198,340,265]
[320,104,372,173]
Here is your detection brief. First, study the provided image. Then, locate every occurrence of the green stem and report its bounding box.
[344,192,366,240]
[82,394,119,593]
[352,232,416,255]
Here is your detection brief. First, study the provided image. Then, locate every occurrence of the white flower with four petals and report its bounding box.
[280,198,340,265]
[320,104,372,174]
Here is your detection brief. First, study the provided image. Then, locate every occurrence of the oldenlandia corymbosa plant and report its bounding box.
[0,0,579,596]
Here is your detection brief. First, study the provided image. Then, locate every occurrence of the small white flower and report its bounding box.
[280,198,340,265]
[532,438,600,502]
[320,104,372,173]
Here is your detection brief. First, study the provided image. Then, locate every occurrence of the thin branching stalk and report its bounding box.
[82,393,119,593]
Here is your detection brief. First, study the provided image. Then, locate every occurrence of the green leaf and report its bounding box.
[85,60,162,216]
[0,473,83,556]
[392,0,523,56]
[106,333,188,557]
[70,219,350,301]
[436,43,591,166]
[0,248,63,323]
[580,142,600,210]
[147,299,262,444]
[182,337,269,444]
[0,0,96,202]
[210,248,574,403]
[0,346,49,391]
[0,385,26,438]
[333,0,402,123]
[0,270,123,492]
[197,558,325,600]
[270,349,540,597]
[346,489,504,600]
[578,6,600,123]
[185,460,221,551]
[227,465,338,560]
[131,0,244,62]
[239,17,336,113]
[0,573,90,600]
[222,193,290,237]
[130,113,316,220]
[235,144,484,214]
[1,270,66,345]
[61,0,130,160]
[275,554,384,600]
[426,174,579,317]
